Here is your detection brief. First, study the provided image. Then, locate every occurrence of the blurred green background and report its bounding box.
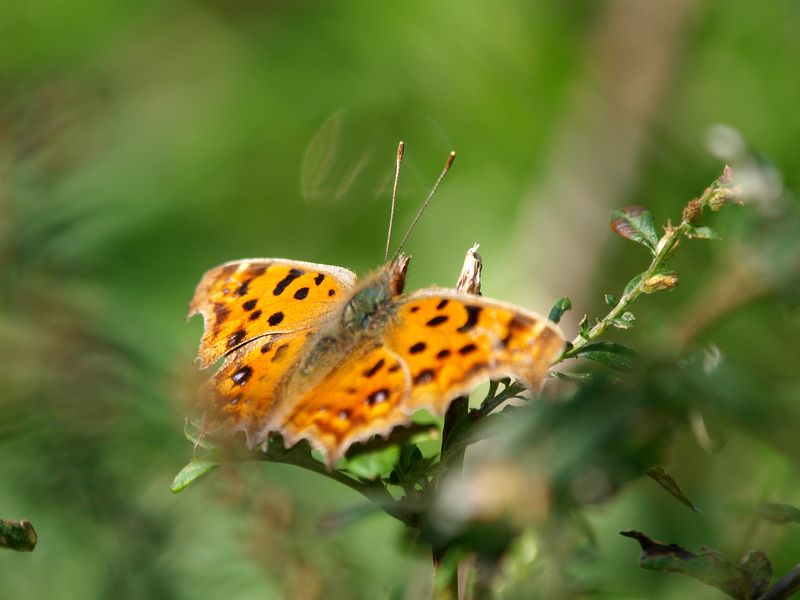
[1,1,799,598]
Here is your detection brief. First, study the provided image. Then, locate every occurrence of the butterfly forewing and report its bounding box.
[188,259,358,367]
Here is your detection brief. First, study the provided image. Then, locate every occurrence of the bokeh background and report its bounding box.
[1,1,799,598]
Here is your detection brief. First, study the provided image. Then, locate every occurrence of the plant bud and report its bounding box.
[682,199,703,223]
[642,272,679,293]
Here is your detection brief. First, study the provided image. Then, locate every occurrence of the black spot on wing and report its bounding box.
[436,299,449,310]
[314,273,325,285]
[436,349,451,359]
[242,299,257,311]
[363,358,385,378]
[249,309,262,321]
[426,315,448,327]
[294,287,310,300]
[268,311,285,326]
[501,315,532,347]
[235,279,252,297]
[457,305,482,333]
[273,269,304,296]
[413,369,435,385]
[387,363,401,373]
[227,329,246,348]
[409,342,426,354]
[367,388,390,405]
[231,366,253,386]
[458,343,478,355]
[260,340,274,353]
[328,288,336,297]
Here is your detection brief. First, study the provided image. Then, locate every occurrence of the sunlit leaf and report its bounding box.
[645,466,701,513]
[604,294,618,307]
[610,205,659,253]
[686,226,721,240]
[170,459,218,494]
[611,312,635,330]
[571,342,639,372]
[0,519,37,552]
[548,296,572,324]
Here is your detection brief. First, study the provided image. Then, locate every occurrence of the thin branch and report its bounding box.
[759,564,800,600]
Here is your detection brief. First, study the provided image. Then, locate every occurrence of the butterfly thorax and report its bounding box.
[342,256,408,333]
[281,255,410,392]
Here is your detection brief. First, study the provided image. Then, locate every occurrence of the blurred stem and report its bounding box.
[254,444,414,527]
[759,564,800,600]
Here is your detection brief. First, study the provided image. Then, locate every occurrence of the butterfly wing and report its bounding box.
[188,258,358,367]
[278,290,565,467]
[385,290,565,414]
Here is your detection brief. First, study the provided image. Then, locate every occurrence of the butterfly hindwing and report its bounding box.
[202,331,308,444]
[188,259,358,367]
[386,290,565,415]
[275,289,565,466]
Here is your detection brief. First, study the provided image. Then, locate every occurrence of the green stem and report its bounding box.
[560,219,690,360]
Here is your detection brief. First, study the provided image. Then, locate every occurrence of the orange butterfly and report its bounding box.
[188,145,565,468]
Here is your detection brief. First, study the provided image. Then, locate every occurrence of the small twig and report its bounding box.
[758,564,800,600]
[560,180,733,362]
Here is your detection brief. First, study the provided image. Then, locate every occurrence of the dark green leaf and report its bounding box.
[739,550,771,598]
[686,226,721,240]
[604,294,618,307]
[621,530,751,599]
[572,342,640,372]
[645,466,701,513]
[548,296,572,324]
[755,503,800,525]
[170,458,218,493]
[610,205,659,253]
[0,519,37,552]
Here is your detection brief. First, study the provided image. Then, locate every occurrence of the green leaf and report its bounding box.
[0,519,37,552]
[754,503,800,525]
[183,419,216,450]
[604,294,618,307]
[548,296,572,324]
[578,315,590,339]
[645,466,701,513]
[571,342,640,373]
[621,530,753,599]
[171,458,219,493]
[686,226,721,240]
[739,551,771,598]
[345,445,400,480]
[623,273,645,297]
[610,206,659,253]
[611,312,636,330]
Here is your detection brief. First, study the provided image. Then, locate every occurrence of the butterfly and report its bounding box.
[187,145,566,468]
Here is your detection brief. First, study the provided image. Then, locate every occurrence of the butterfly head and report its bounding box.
[342,254,410,332]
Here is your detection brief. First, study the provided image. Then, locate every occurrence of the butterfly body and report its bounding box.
[189,254,565,467]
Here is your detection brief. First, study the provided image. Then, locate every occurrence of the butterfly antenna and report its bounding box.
[384,141,405,263]
[393,150,456,259]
